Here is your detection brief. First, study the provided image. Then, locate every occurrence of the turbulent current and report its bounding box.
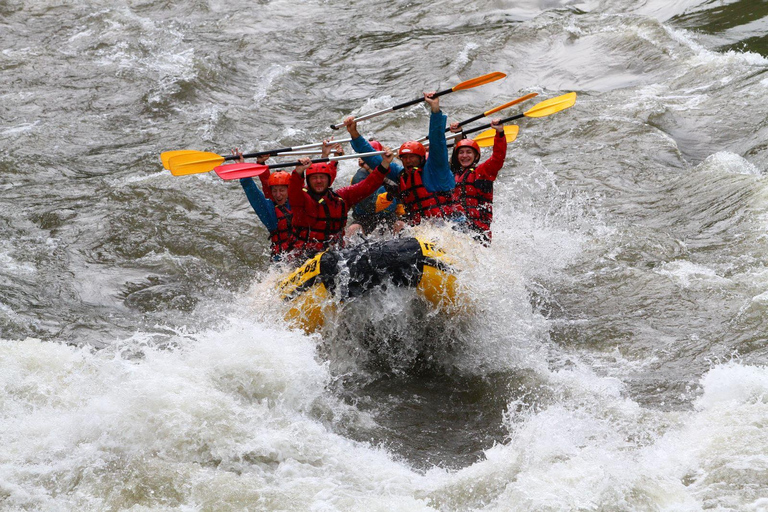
[2,0,768,510]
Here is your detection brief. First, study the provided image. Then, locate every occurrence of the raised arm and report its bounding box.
[336,147,394,206]
[474,119,508,181]
[422,92,454,192]
[288,157,314,226]
[240,178,277,231]
[344,116,403,179]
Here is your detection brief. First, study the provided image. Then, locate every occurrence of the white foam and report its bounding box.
[9,334,762,510]
[643,363,768,508]
[697,151,760,176]
[0,121,40,138]
[0,244,36,274]
[421,362,768,510]
[664,24,768,69]
[452,42,479,69]
[0,326,437,510]
[656,260,731,289]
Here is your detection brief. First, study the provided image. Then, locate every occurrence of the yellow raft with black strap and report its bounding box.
[277,237,461,333]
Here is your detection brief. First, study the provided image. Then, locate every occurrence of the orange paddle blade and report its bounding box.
[451,71,506,91]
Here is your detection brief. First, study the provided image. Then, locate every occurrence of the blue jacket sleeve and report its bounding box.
[422,110,455,192]
[350,135,403,179]
[240,177,277,232]
[351,168,375,218]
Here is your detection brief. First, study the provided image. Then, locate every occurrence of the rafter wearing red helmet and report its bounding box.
[288,141,393,257]
[447,118,507,244]
[233,152,296,260]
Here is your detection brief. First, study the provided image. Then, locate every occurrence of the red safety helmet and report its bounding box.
[268,171,291,187]
[305,162,336,186]
[369,140,383,151]
[452,138,481,166]
[450,138,481,170]
[398,140,427,158]
[455,138,480,156]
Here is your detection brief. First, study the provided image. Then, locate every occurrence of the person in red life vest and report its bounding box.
[288,142,394,258]
[234,152,296,260]
[447,118,507,244]
[343,92,457,228]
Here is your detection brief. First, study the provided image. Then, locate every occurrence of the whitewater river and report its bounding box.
[2,0,768,510]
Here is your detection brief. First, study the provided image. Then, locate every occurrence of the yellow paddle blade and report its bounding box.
[523,92,577,118]
[451,71,506,91]
[375,192,394,213]
[161,150,199,170]
[473,125,519,147]
[484,92,538,116]
[167,151,226,176]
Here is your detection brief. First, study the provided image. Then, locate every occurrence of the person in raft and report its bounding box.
[234,152,295,261]
[346,139,402,236]
[447,117,507,244]
[343,92,459,228]
[288,141,394,258]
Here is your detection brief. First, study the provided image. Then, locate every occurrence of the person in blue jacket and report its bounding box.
[237,154,295,260]
[343,92,460,227]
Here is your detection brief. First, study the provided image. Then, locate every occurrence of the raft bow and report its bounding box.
[277,237,461,332]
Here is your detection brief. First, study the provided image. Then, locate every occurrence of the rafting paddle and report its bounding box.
[450,92,538,130]
[161,150,199,169]
[163,138,354,175]
[429,125,518,150]
[416,92,538,143]
[213,151,387,180]
[470,126,519,147]
[329,71,507,130]
[454,92,577,140]
[419,92,574,144]
[440,126,519,149]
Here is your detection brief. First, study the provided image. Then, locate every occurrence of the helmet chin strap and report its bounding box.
[307,181,330,199]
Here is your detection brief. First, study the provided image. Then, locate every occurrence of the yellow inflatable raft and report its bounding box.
[276,237,461,332]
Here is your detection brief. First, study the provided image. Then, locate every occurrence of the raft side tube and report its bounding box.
[277,252,324,301]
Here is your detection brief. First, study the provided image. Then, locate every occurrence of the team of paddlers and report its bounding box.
[239,92,507,263]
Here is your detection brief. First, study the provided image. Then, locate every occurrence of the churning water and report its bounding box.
[2,0,768,510]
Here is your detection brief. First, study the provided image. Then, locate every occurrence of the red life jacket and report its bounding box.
[453,166,494,241]
[293,189,348,254]
[398,167,446,225]
[269,203,294,256]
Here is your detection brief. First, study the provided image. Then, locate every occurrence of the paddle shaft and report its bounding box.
[329,71,506,130]
[450,92,539,130]
[330,88,457,130]
[224,137,354,161]
[420,92,574,143]
[416,112,495,143]
[442,129,500,144]
[418,96,534,143]
[430,116,518,147]
[418,117,512,144]
[459,112,524,138]
[234,150,387,171]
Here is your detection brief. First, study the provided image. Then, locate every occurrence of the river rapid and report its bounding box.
[2,0,768,510]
